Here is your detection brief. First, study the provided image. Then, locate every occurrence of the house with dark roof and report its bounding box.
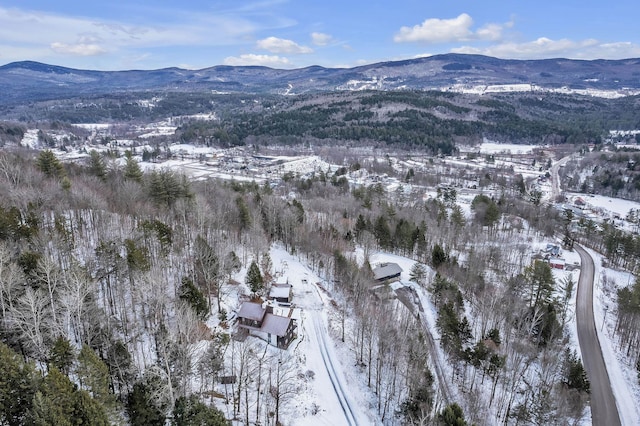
[372,263,403,283]
[236,301,297,349]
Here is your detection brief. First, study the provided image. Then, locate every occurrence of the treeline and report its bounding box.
[7,90,638,154]
[0,121,26,145]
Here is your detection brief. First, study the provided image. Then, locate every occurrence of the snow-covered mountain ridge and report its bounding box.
[2,53,640,104]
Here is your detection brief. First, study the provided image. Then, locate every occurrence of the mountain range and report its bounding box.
[1,53,640,104]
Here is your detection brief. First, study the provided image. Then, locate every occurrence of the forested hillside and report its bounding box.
[0,143,617,425]
[4,90,640,155]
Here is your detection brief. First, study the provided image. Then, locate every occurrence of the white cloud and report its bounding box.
[394,13,508,44]
[50,42,107,56]
[0,6,259,65]
[394,13,474,43]
[256,36,312,54]
[223,53,291,67]
[311,32,333,46]
[451,37,640,59]
[476,23,503,42]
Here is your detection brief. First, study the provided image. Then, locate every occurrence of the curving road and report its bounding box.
[574,244,621,426]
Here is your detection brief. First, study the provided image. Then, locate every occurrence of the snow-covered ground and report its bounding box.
[476,140,538,155]
[262,246,377,425]
[567,192,640,220]
[443,83,640,99]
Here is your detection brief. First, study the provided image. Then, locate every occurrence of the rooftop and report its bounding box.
[237,302,265,322]
[270,285,291,299]
[372,263,403,280]
[261,313,292,337]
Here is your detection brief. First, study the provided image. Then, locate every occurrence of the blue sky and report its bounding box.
[1,0,639,70]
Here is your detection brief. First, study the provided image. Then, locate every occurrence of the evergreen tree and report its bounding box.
[105,340,135,397]
[179,277,209,320]
[29,367,109,426]
[450,205,466,228]
[49,336,75,376]
[245,260,264,294]
[127,382,165,426]
[147,169,192,206]
[409,262,428,286]
[36,150,66,179]
[471,194,500,228]
[235,197,251,232]
[71,389,110,426]
[431,243,448,269]
[290,198,305,223]
[76,345,112,408]
[0,343,40,426]
[524,260,555,308]
[373,215,392,249]
[88,150,107,181]
[123,151,143,183]
[438,403,468,426]
[172,395,228,426]
[354,214,368,237]
[125,239,150,272]
[563,349,590,393]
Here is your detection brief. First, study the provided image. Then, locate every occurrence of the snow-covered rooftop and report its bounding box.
[269,285,291,300]
[372,262,403,280]
[261,313,292,337]
[237,302,265,322]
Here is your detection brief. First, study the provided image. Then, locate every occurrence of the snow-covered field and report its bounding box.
[567,192,640,220]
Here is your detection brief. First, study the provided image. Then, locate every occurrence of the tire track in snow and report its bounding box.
[311,313,358,426]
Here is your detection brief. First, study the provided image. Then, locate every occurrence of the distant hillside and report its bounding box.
[2,54,640,104]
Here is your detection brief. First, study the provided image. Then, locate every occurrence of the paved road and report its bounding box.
[574,244,621,426]
[550,155,573,200]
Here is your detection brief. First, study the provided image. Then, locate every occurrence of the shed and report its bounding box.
[269,285,292,304]
[275,276,289,286]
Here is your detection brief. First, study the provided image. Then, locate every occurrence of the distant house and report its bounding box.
[548,257,566,270]
[372,263,403,283]
[545,244,561,257]
[237,301,297,349]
